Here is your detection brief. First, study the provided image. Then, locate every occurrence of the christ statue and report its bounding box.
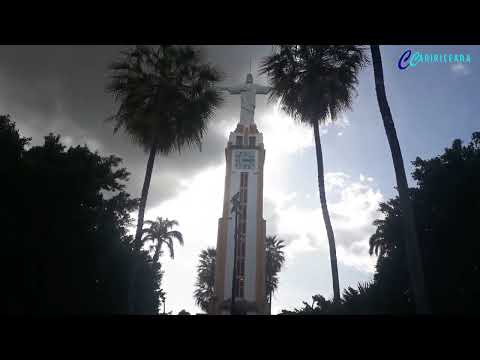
[219,73,271,126]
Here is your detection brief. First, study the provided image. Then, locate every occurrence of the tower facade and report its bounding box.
[213,73,269,315]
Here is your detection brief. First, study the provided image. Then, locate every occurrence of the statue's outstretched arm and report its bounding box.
[217,85,244,94]
[255,85,271,94]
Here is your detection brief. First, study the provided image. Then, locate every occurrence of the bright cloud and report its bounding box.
[267,171,382,272]
[261,103,314,155]
[266,171,382,314]
[320,114,351,134]
[325,172,350,192]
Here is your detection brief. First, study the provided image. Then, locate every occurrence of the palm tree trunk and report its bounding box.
[134,143,158,249]
[152,242,162,263]
[370,45,430,314]
[313,121,341,303]
[268,292,272,315]
[127,143,158,314]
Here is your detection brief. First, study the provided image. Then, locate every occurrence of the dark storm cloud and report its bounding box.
[0,45,273,208]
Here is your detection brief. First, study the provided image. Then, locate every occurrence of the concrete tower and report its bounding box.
[213,73,270,315]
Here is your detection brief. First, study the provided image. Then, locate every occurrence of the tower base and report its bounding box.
[214,298,265,315]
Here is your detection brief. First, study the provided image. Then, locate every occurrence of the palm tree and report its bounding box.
[142,217,184,263]
[370,45,430,314]
[193,243,286,314]
[260,46,368,303]
[106,45,223,312]
[193,247,216,313]
[106,45,223,250]
[265,235,285,312]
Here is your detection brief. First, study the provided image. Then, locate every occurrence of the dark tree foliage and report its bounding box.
[193,247,216,313]
[372,132,480,314]
[281,132,480,314]
[0,115,162,314]
[265,235,285,302]
[280,295,339,315]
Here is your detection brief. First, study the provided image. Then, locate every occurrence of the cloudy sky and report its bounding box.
[1,45,478,314]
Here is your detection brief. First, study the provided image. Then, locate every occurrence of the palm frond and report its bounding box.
[141,216,184,262]
[106,45,224,155]
[260,45,368,126]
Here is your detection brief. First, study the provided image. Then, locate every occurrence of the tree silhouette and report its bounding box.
[106,45,223,312]
[0,115,163,314]
[280,294,337,315]
[370,45,430,314]
[265,235,285,313]
[142,217,184,263]
[159,289,167,314]
[370,132,480,314]
[260,45,368,303]
[194,247,216,313]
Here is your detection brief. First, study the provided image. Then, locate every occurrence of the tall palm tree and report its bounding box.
[193,247,216,313]
[142,217,184,263]
[265,235,285,311]
[106,45,223,250]
[370,45,430,314]
[106,45,223,312]
[260,45,368,303]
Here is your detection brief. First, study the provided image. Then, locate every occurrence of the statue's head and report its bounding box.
[246,73,253,84]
